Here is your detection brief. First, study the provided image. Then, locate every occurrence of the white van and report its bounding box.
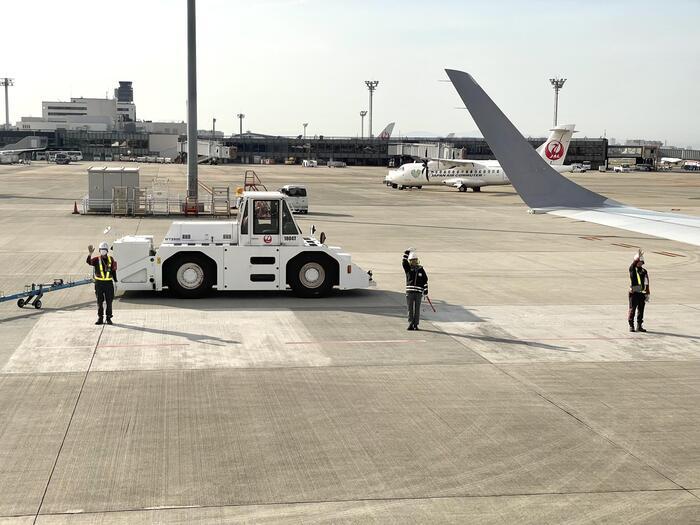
[279,185,308,214]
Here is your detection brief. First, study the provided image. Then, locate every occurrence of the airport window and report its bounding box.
[47,106,87,111]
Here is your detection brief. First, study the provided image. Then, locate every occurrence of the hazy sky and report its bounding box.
[3,0,699,146]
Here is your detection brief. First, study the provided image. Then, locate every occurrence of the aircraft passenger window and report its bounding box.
[253,200,280,235]
[282,201,299,235]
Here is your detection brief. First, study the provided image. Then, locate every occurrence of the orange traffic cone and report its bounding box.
[72,201,79,214]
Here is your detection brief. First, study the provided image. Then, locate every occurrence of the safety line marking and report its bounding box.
[35,343,192,350]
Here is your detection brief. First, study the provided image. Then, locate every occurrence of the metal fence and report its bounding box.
[80,186,231,217]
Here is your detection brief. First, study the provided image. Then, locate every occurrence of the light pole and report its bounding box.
[549,77,566,127]
[186,0,198,201]
[236,113,245,136]
[212,117,216,138]
[360,110,367,139]
[1,78,14,129]
[303,122,308,140]
[364,81,379,138]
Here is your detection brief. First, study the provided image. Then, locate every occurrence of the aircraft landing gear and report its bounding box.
[473,186,481,192]
[458,185,467,192]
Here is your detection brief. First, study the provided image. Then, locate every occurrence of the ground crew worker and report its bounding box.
[628,250,650,332]
[402,248,428,331]
[87,241,117,325]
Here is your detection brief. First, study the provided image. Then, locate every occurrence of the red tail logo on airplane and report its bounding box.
[545,140,564,160]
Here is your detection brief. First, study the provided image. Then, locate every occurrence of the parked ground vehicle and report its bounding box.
[113,191,372,298]
[614,165,632,173]
[55,153,70,165]
[279,185,308,214]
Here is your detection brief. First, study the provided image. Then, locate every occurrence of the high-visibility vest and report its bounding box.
[95,256,113,281]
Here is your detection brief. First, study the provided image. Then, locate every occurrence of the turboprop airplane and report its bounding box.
[446,68,700,247]
[385,125,575,192]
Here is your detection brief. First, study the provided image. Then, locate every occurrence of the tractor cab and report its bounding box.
[237,192,304,247]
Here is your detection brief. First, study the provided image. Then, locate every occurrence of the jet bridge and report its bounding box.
[178,140,237,163]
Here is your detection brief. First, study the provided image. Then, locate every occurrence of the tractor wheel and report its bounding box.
[165,254,215,298]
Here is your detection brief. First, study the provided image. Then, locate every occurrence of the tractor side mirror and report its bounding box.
[310,225,316,236]
[319,232,326,244]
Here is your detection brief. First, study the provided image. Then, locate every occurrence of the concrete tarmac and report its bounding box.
[1,161,699,523]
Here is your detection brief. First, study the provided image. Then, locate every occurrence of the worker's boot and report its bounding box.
[637,322,647,333]
[106,318,113,325]
[95,318,103,325]
[413,324,420,331]
[628,320,635,332]
[407,324,414,331]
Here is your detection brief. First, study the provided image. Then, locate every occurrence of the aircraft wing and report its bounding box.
[545,207,700,246]
[445,68,700,247]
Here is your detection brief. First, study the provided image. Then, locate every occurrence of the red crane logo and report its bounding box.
[545,140,564,160]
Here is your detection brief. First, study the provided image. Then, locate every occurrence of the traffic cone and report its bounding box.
[72,201,79,214]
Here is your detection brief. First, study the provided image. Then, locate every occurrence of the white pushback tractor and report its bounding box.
[113,191,373,298]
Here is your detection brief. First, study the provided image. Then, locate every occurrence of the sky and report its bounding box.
[2,0,699,146]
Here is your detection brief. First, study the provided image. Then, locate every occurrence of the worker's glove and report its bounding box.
[423,289,429,296]
[88,244,95,254]
[645,294,650,303]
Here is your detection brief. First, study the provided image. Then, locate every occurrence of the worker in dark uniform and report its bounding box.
[87,241,118,325]
[402,249,428,331]
[628,250,650,332]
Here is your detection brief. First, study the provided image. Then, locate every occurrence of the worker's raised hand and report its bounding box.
[88,244,94,254]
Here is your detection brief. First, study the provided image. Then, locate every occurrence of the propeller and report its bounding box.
[421,148,430,182]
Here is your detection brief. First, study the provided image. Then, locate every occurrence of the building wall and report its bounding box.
[17,116,112,132]
[148,133,179,158]
[660,148,700,161]
[139,121,186,135]
[223,136,608,167]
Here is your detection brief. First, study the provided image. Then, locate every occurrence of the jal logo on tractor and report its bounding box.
[263,235,272,244]
[545,140,564,160]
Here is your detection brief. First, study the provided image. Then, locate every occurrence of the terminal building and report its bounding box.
[211,135,609,169]
[17,81,137,132]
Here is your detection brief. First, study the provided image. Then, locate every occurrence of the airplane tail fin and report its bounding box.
[536,124,575,166]
[0,136,48,152]
[445,69,612,210]
[377,122,395,140]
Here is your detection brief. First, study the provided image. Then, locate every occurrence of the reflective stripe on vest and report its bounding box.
[95,256,112,281]
[635,268,642,286]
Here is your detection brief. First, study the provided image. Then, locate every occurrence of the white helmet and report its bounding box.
[408,252,418,261]
[98,241,109,251]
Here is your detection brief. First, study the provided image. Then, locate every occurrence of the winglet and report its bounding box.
[445,69,615,210]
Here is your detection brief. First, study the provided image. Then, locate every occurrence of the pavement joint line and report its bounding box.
[19,487,697,520]
[31,323,106,525]
[489,363,691,496]
[3,358,700,379]
[285,339,428,344]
